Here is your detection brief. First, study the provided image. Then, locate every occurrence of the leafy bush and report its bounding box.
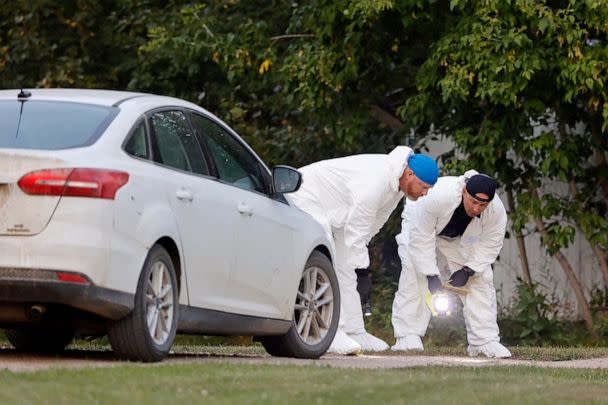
[498,279,588,346]
[589,287,608,343]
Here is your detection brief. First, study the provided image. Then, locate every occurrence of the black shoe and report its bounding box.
[362,302,372,317]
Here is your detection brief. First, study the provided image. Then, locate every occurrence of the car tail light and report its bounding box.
[18,168,129,200]
[57,271,90,284]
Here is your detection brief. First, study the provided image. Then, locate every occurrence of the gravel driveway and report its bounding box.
[1,349,608,373]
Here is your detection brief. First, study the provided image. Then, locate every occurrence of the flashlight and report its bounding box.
[425,291,452,317]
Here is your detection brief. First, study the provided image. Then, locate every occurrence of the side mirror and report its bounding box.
[272,165,302,194]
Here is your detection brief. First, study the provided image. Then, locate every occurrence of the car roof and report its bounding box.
[0,88,189,108]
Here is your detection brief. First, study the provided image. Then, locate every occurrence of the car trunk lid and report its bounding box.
[0,151,67,236]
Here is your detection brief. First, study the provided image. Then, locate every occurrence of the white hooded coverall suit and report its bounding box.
[287,146,413,336]
[391,172,507,347]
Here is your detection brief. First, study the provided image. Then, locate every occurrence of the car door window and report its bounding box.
[150,110,208,175]
[124,122,149,159]
[190,113,268,193]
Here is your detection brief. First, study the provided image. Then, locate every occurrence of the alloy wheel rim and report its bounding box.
[294,266,334,345]
[145,261,174,345]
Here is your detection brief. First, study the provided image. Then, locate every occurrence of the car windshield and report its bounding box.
[0,100,118,150]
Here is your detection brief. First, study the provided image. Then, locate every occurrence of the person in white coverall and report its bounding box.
[286,146,439,354]
[391,171,512,358]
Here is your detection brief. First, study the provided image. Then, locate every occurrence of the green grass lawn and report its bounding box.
[2,333,608,404]
[0,363,606,404]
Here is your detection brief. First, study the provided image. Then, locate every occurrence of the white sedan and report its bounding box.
[0,89,339,361]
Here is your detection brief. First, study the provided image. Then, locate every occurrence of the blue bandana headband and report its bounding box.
[408,154,439,186]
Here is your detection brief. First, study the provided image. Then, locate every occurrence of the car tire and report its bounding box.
[260,251,339,359]
[107,244,178,362]
[5,325,74,353]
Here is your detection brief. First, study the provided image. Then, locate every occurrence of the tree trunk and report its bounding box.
[589,118,608,199]
[596,149,608,199]
[567,180,608,287]
[369,104,404,130]
[593,246,608,287]
[530,186,597,337]
[506,188,532,285]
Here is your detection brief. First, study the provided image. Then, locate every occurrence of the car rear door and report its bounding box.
[145,110,237,311]
[189,113,296,319]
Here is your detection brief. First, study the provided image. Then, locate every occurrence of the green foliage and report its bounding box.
[129,0,458,166]
[589,287,608,342]
[0,0,171,89]
[362,275,397,343]
[499,279,588,346]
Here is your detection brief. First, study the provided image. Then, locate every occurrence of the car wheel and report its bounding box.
[107,244,178,362]
[260,251,339,358]
[5,325,74,353]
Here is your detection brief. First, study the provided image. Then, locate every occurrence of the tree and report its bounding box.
[0,0,170,89]
[135,0,455,167]
[402,0,608,335]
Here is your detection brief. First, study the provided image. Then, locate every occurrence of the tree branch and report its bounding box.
[369,104,404,130]
[530,184,597,337]
[507,188,532,285]
[270,34,315,41]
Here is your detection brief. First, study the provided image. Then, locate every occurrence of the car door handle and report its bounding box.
[175,189,193,202]
[237,202,253,216]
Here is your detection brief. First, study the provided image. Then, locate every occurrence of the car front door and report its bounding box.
[190,113,296,319]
